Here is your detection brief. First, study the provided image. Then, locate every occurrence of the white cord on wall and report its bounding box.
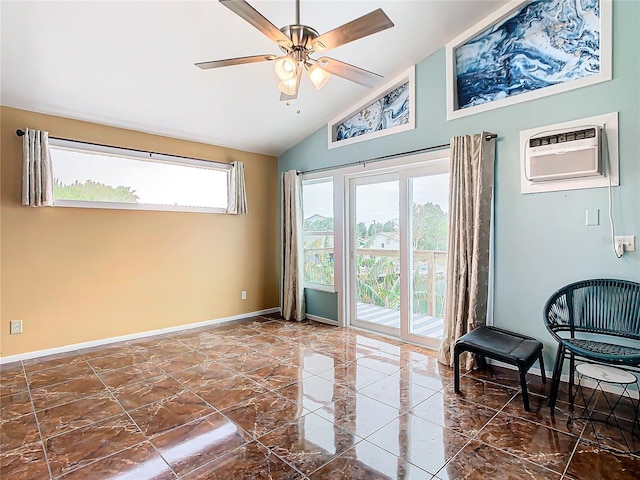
[596,124,623,259]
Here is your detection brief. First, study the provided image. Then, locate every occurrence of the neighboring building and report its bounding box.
[369,232,400,250]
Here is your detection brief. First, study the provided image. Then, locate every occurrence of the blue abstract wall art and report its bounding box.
[455,0,602,110]
[336,81,410,142]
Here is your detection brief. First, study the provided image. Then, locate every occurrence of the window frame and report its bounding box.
[302,176,335,292]
[49,138,231,214]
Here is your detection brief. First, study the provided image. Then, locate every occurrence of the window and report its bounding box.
[302,177,334,290]
[49,139,230,213]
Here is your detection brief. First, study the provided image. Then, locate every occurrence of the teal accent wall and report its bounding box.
[305,290,339,322]
[279,1,639,365]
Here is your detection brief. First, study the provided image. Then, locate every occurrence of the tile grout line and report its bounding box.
[155,357,265,474]
[20,359,55,480]
[160,331,362,479]
[83,361,181,480]
[433,390,570,479]
[157,338,311,479]
[431,390,511,478]
[21,351,83,376]
[560,417,587,480]
[254,437,310,479]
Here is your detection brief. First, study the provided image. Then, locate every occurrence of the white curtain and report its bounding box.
[226,161,248,214]
[22,128,54,207]
[438,132,496,368]
[281,170,305,321]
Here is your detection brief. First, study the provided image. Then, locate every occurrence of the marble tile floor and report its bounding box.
[1,315,638,479]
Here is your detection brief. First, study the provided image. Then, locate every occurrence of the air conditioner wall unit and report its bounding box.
[525,127,602,182]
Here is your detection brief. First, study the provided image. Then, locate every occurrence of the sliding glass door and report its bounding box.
[350,174,401,337]
[348,162,449,348]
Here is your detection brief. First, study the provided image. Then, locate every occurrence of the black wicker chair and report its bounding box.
[544,279,640,412]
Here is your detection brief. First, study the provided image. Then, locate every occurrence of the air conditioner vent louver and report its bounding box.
[528,128,597,148]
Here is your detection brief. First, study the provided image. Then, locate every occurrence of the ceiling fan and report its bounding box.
[196,0,394,101]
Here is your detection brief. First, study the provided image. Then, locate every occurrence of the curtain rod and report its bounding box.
[15,129,231,167]
[297,133,497,176]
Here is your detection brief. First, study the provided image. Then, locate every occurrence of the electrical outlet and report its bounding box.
[615,235,636,253]
[241,291,247,300]
[10,320,23,335]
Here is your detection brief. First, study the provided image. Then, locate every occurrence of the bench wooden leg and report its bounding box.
[478,355,487,370]
[519,368,531,412]
[454,347,461,394]
[538,351,547,384]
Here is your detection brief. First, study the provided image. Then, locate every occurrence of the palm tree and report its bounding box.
[356,255,400,309]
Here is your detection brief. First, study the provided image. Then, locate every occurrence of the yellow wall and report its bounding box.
[0,106,279,357]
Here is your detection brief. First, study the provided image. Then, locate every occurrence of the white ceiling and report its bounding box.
[1,1,505,157]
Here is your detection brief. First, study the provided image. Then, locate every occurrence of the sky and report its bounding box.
[51,148,228,208]
[304,173,449,226]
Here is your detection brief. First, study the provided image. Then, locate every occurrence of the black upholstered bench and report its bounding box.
[454,326,546,411]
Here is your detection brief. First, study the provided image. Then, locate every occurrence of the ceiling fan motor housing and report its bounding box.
[279,25,319,54]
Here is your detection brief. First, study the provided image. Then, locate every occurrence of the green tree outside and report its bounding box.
[412,202,448,251]
[303,216,334,231]
[303,202,449,316]
[54,179,140,203]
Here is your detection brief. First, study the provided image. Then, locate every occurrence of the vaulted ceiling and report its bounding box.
[1,1,505,156]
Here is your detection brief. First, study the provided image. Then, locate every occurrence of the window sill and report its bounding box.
[53,200,227,214]
[304,283,336,294]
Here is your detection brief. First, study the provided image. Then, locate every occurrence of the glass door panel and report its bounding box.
[408,173,449,343]
[351,176,400,336]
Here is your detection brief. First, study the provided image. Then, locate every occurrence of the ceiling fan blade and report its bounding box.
[312,9,394,52]
[220,0,292,48]
[316,57,382,88]
[195,54,276,70]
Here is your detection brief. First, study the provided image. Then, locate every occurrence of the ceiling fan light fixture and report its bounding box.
[278,77,298,96]
[274,56,297,81]
[306,63,330,90]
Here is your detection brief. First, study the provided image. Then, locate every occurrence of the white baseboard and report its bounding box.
[487,359,639,400]
[0,307,280,365]
[306,314,338,326]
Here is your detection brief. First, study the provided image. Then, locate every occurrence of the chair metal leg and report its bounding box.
[548,344,565,412]
[538,352,547,384]
[568,352,576,408]
[454,347,461,394]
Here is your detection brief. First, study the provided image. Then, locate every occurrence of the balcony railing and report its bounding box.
[303,247,447,337]
[356,248,447,318]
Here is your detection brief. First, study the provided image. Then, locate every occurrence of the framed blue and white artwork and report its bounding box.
[446,0,612,120]
[328,66,415,149]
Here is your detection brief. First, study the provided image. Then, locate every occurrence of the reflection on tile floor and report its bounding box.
[1,315,638,479]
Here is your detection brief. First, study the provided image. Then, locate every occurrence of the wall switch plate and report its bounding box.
[10,320,23,334]
[241,291,247,300]
[615,235,636,252]
[585,209,599,226]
